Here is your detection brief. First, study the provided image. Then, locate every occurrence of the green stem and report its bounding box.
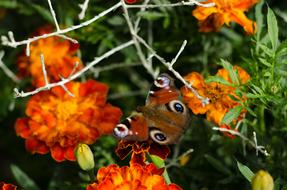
[149,154,171,184]
[258,105,265,133]
[88,169,95,182]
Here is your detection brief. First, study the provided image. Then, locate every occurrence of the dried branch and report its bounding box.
[78,0,90,20]
[1,2,122,49]
[125,0,215,9]
[212,127,270,156]
[14,40,134,98]
[40,54,49,87]
[134,34,209,105]
[121,0,159,79]
[0,51,20,83]
[47,0,60,31]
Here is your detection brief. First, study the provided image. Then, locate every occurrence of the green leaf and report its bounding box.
[107,16,125,26]
[246,93,261,99]
[205,155,232,175]
[0,0,17,8]
[274,178,281,190]
[137,11,165,21]
[205,76,232,86]
[258,58,272,67]
[237,161,254,182]
[31,4,54,23]
[255,0,264,42]
[219,59,239,85]
[258,43,273,56]
[276,39,287,58]
[245,106,257,117]
[11,164,40,190]
[221,106,243,125]
[267,7,279,50]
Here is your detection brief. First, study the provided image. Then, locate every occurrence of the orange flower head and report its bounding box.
[181,66,250,136]
[86,163,182,190]
[17,25,83,87]
[0,182,17,190]
[192,0,259,34]
[115,140,170,165]
[15,80,122,162]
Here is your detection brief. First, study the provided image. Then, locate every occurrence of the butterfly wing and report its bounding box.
[141,73,190,144]
[114,73,190,145]
[113,113,149,142]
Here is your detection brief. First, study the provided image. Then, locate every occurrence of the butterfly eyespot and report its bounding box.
[150,129,169,144]
[154,75,170,88]
[113,124,129,138]
[167,100,186,113]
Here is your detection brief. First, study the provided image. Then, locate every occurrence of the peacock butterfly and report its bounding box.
[113,73,190,145]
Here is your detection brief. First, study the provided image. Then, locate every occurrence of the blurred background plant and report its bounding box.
[0,0,286,189]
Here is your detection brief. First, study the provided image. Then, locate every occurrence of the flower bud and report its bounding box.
[75,144,95,171]
[252,170,274,190]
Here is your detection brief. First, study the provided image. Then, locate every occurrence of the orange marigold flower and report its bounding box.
[15,80,122,162]
[0,182,17,190]
[181,66,250,134]
[17,25,83,87]
[115,140,170,165]
[86,163,182,190]
[192,0,259,34]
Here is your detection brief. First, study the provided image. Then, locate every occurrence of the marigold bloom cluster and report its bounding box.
[181,66,250,136]
[17,25,83,87]
[192,0,259,34]
[0,182,17,190]
[86,163,182,190]
[15,80,122,162]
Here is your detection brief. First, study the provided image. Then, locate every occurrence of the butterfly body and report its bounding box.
[114,73,190,145]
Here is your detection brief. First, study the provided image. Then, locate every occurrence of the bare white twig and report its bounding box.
[47,0,60,31]
[55,34,78,44]
[134,34,209,105]
[125,0,215,9]
[0,51,20,83]
[40,54,49,87]
[78,0,90,20]
[212,127,270,156]
[121,0,159,79]
[1,2,122,49]
[14,40,134,98]
[170,40,187,67]
[166,148,194,168]
[59,81,75,97]
[68,62,80,78]
[26,43,30,56]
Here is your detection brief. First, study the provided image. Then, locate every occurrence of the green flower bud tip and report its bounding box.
[75,143,95,171]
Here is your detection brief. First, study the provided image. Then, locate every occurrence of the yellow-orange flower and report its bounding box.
[86,163,182,190]
[17,25,83,87]
[181,66,250,136]
[15,80,122,162]
[192,0,259,34]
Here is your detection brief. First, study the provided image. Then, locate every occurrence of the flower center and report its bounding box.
[56,100,78,120]
[206,84,226,102]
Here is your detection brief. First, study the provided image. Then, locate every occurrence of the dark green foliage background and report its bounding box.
[0,0,287,189]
